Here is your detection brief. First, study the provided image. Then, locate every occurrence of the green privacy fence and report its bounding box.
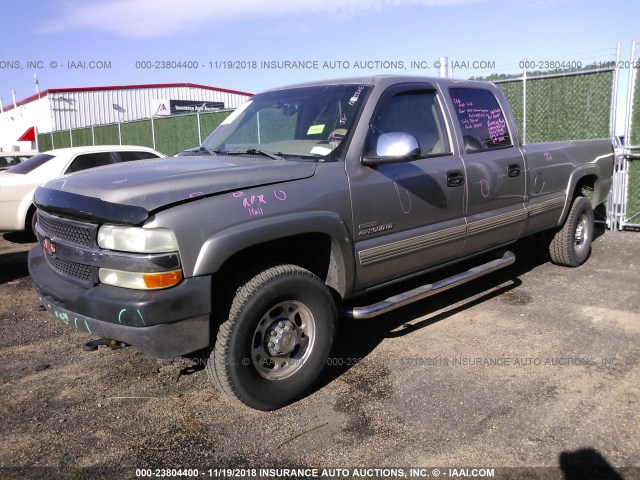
[627,157,640,228]
[94,124,120,146]
[39,72,615,155]
[480,67,619,226]
[495,69,614,143]
[121,121,154,149]
[632,66,640,145]
[623,66,640,227]
[496,81,523,135]
[153,116,198,154]
[37,110,234,156]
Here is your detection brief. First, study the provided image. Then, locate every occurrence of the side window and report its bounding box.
[65,152,114,173]
[449,88,512,153]
[369,90,450,157]
[117,151,161,162]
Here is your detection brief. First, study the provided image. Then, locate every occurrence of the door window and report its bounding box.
[368,90,451,157]
[450,88,512,153]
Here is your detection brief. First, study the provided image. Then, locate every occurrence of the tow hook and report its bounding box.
[82,338,126,352]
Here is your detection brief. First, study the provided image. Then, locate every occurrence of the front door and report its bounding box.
[346,83,466,290]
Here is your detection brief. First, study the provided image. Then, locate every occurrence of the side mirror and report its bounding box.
[363,132,420,166]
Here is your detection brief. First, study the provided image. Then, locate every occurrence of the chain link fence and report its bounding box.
[632,67,640,146]
[40,73,615,155]
[494,67,615,225]
[620,63,640,229]
[37,110,233,156]
[33,56,640,231]
[494,69,614,143]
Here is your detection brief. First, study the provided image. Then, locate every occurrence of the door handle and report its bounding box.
[508,164,521,177]
[446,170,464,187]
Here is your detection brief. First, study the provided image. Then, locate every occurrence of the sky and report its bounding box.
[0,0,638,132]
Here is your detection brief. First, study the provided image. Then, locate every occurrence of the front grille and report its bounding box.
[44,254,95,286]
[38,212,95,247]
[38,211,98,287]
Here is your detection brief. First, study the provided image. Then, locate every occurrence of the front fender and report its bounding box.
[192,211,355,297]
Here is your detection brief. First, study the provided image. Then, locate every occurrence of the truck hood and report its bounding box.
[42,155,317,213]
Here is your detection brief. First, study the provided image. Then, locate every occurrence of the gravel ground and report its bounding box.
[0,229,639,480]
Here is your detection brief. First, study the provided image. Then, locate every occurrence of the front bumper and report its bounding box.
[29,247,211,358]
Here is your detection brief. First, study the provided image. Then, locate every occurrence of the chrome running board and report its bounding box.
[345,251,515,319]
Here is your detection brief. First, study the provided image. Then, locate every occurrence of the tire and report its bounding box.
[27,207,38,239]
[549,196,594,267]
[206,265,337,410]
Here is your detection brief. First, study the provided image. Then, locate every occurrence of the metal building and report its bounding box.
[0,83,252,151]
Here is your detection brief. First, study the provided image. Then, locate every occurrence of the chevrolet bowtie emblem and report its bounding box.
[43,238,57,257]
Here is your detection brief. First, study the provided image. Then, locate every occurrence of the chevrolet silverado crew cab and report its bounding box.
[29,76,614,410]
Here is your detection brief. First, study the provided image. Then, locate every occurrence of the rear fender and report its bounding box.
[557,160,609,226]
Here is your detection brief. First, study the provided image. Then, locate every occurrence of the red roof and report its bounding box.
[1,83,253,113]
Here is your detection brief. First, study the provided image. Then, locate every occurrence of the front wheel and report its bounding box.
[27,207,38,239]
[549,196,594,267]
[206,265,337,410]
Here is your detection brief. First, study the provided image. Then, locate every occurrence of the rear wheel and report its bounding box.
[549,196,594,267]
[206,265,337,410]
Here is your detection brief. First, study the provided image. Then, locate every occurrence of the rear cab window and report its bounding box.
[449,87,512,153]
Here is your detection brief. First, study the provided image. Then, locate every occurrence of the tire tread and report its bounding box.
[205,264,331,409]
[549,196,593,267]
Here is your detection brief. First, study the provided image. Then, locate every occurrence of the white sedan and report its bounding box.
[0,145,165,234]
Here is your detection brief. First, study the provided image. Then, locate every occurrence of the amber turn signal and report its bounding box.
[143,270,183,289]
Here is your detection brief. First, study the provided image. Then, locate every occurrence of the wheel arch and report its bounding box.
[557,166,601,227]
[16,190,38,231]
[193,211,354,299]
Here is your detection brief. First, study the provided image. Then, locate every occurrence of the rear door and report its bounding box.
[448,87,527,255]
[346,83,466,290]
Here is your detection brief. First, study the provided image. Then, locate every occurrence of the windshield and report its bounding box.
[202,84,371,161]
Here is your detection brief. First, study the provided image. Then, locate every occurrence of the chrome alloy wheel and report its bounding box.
[574,213,590,253]
[251,300,316,380]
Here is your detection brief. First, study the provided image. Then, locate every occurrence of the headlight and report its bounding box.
[99,268,182,290]
[98,225,179,253]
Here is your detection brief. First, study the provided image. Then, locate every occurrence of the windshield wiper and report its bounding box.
[248,149,284,161]
[192,145,219,156]
[221,149,285,161]
[203,146,219,156]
